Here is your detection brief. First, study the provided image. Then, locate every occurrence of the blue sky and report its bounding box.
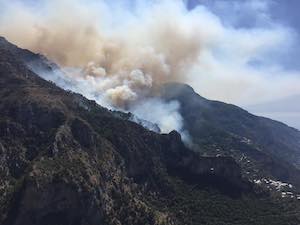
[185,0,300,128]
[187,0,300,70]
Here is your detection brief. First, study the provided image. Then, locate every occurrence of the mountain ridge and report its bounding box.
[158,82,300,191]
[0,36,300,224]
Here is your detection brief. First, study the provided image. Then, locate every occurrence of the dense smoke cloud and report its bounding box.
[0,0,205,107]
[0,0,300,132]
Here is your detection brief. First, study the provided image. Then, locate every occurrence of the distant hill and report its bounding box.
[159,83,300,191]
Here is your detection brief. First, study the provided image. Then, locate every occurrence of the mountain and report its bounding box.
[0,36,300,225]
[159,83,300,192]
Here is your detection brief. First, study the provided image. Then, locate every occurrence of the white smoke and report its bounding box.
[1,0,300,133]
[130,98,183,133]
[33,66,190,137]
[0,0,204,107]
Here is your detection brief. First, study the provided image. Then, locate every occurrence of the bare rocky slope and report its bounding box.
[0,37,300,225]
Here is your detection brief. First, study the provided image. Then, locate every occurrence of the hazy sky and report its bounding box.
[188,0,300,70]
[184,0,300,129]
[0,0,299,129]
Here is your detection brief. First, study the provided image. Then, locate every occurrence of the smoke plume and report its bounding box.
[1,0,300,133]
[0,0,205,107]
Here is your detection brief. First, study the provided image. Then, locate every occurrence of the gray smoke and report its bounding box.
[1,0,300,135]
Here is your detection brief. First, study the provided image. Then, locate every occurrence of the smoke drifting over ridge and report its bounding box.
[0,0,205,107]
[1,0,300,133]
[0,0,206,136]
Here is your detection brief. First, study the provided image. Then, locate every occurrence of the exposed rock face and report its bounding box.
[0,37,299,225]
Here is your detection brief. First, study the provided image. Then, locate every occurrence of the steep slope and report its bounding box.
[0,37,300,225]
[159,83,300,193]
